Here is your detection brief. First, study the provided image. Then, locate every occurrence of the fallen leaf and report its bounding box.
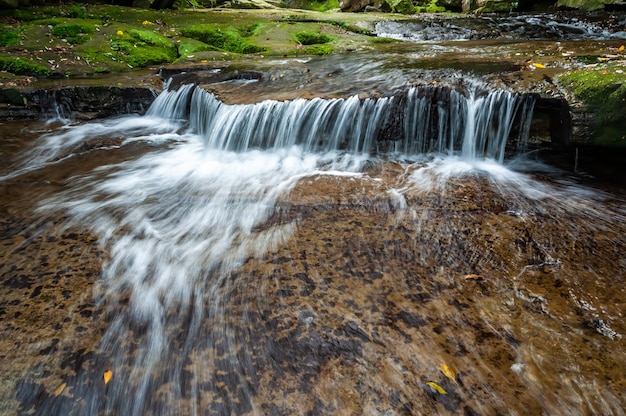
[532,63,545,69]
[103,370,112,385]
[440,363,457,383]
[54,382,67,397]
[619,45,624,52]
[464,274,485,281]
[427,381,448,394]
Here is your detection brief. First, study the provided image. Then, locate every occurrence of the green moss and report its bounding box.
[51,23,94,45]
[0,57,52,76]
[370,36,398,43]
[294,30,334,45]
[110,29,178,67]
[556,0,606,10]
[307,0,341,11]
[177,38,218,57]
[0,26,19,47]
[303,44,333,55]
[558,68,626,146]
[179,25,265,54]
[68,4,88,19]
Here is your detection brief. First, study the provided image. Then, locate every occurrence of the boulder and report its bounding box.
[556,0,625,10]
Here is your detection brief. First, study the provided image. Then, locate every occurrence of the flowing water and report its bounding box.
[0,81,625,415]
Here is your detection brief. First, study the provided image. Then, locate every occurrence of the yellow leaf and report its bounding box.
[532,63,545,69]
[54,382,67,397]
[103,370,112,385]
[440,363,457,383]
[464,274,485,281]
[427,381,448,394]
[619,45,624,52]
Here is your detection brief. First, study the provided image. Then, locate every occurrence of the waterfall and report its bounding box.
[145,83,535,160]
[12,81,538,416]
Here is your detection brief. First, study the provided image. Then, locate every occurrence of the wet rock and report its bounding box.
[0,86,157,120]
[557,0,626,10]
[339,0,385,11]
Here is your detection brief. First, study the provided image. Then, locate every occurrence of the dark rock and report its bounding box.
[0,86,157,120]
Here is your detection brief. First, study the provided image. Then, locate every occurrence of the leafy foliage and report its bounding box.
[0,56,52,76]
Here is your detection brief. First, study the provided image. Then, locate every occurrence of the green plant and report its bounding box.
[294,30,334,45]
[51,23,94,44]
[0,56,52,76]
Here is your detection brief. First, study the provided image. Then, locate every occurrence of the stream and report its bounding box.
[1,12,626,416]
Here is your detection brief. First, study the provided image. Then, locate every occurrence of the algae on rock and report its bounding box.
[558,67,626,147]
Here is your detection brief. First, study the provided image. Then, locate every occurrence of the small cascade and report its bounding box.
[7,77,626,416]
[146,83,535,160]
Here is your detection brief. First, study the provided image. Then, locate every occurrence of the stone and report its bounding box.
[556,0,626,9]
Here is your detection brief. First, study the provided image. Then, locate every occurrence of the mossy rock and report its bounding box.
[0,88,27,106]
[558,68,626,146]
[556,0,624,10]
[284,0,341,10]
[177,37,219,58]
[109,29,178,67]
[474,0,516,12]
[51,23,95,45]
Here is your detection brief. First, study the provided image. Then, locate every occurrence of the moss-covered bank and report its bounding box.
[558,65,626,147]
[0,4,386,78]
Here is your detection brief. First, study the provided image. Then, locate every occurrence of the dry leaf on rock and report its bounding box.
[426,381,448,394]
[440,363,457,383]
[54,382,67,397]
[103,370,113,385]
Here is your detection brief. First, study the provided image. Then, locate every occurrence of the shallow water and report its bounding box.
[0,88,625,415]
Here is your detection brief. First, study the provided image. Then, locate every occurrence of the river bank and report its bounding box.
[1,6,625,151]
